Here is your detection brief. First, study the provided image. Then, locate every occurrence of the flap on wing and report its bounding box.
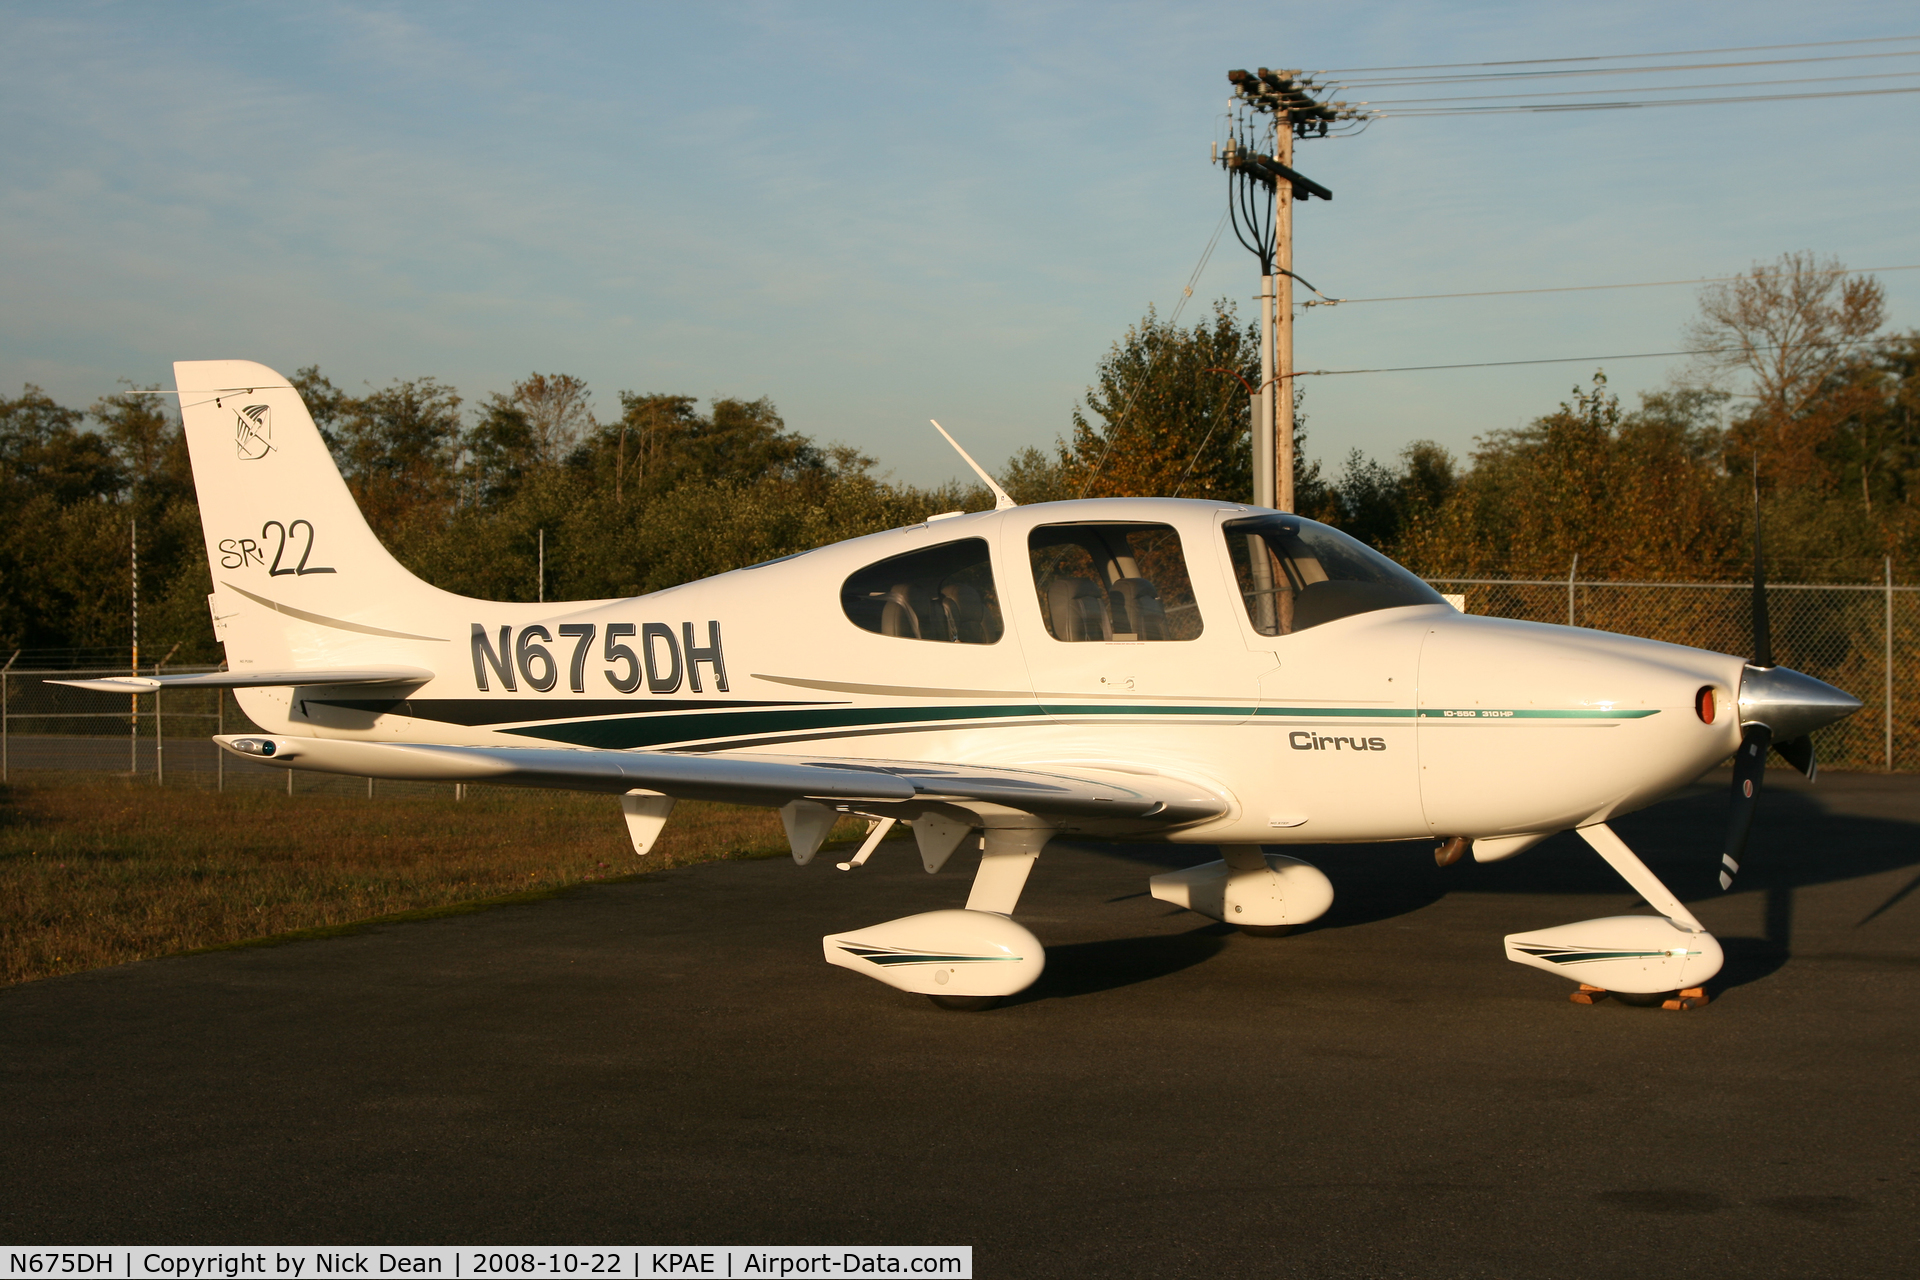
[52,668,434,693]
[213,736,1228,825]
[767,755,1228,824]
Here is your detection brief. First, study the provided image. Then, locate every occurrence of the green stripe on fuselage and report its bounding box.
[499,700,1655,749]
[1416,709,1660,719]
[504,703,1048,749]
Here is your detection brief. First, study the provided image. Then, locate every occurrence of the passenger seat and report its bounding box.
[881,583,933,638]
[1108,578,1169,640]
[1047,577,1111,642]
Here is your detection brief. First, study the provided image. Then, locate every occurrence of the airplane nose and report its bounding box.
[1737,665,1862,739]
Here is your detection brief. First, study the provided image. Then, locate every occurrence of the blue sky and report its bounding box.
[4,1,1917,487]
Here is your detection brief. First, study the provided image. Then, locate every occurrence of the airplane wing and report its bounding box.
[214,734,1227,828]
[50,668,434,693]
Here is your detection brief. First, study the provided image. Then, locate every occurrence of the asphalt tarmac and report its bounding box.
[3,771,1916,1279]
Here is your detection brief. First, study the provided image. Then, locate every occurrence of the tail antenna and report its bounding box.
[930,420,1016,511]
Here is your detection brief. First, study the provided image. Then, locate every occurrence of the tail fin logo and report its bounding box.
[235,404,274,460]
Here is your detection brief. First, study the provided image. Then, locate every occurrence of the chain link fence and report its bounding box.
[1427,567,1914,772]
[3,568,1912,789]
[0,661,464,797]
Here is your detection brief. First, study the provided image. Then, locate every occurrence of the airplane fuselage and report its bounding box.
[220,497,1748,851]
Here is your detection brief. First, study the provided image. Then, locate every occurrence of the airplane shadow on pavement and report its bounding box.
[1005,925,1229,1005]
[1087,772,1919,998]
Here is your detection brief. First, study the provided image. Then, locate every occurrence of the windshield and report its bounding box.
[1224,515,1445,635]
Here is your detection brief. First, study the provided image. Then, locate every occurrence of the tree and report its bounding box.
[996,446,1072,505]
[91,384,191,509]
[1061,302,1256,501]
[1686,252,1887,488]
[604,393,700,501]
[332,378,463,536]
[1325,449,1405,549]
[0,384,121,504]
[513,372,595,466]
[1809,330,1920,524]
[587,393,823,496]
[1396,374,1741,578]
[291,366,347,447]
[465,395,537,509]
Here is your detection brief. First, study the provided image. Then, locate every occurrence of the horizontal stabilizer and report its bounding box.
[50,668,434,693]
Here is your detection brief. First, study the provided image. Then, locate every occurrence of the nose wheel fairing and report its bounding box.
[1504,822,1724,999]
[1505,915,1723,995]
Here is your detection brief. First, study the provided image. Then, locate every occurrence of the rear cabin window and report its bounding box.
[1225,515,1446,635]
[1028,522,1202,642]
[841,538,1004,643]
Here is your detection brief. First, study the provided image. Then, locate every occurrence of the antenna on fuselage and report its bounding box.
[930,420,1016,511]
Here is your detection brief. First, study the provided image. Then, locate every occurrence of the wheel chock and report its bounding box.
[1568,984,1609,1005]
[1662,987,1709,1011]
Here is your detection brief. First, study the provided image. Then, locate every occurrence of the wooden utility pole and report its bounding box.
[1255,279,1275,508]
[1273,120,1295,513]
[1219,68,1369,510]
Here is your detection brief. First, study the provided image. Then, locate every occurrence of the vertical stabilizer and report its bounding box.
[174,360,462,675]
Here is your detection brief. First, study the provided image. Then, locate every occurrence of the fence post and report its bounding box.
[1887,556,1895,773]
[1,649,16,784]
[153,643,180,787]
[1567,554,1579,627]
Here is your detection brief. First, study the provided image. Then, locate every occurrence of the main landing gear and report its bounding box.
[822,823,1052,1012]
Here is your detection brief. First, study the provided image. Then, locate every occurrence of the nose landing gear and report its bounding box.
[1505,823,1724,1007]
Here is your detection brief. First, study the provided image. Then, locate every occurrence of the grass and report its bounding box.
[0,779,883,986]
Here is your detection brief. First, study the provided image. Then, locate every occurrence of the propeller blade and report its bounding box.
[1722,723,1772,890]
[1775,733,1817,781]
[1750,456,1773,669]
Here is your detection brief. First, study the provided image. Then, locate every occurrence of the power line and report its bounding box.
[1310,263,1920,307]
[1336,48,1920,91]
[1357,68,1920,106]
[1316,34,1920,76]
[1296,341,1872,379]
[1077,207,1231,499]
[1377,83,1920,116]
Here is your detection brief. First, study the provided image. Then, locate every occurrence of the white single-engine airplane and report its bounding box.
[64,361,1863,1010]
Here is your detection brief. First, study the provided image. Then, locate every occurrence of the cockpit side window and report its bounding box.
[1225,515,1445,636]
[1028,522,1202,642]
[841,538,1004,644]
